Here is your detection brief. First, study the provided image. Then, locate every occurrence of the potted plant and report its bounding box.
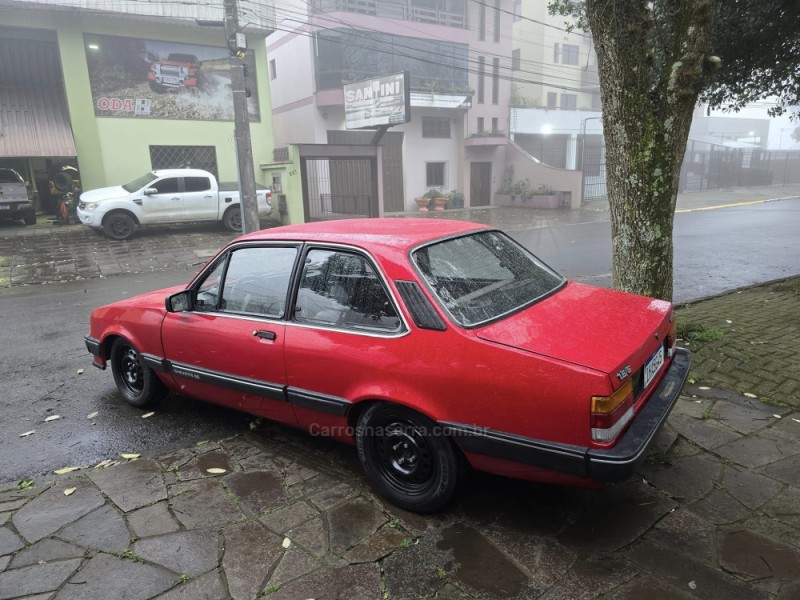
[448,190,465,209]
[423,188,448,211]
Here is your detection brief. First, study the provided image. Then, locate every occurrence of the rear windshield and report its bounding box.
[412,230,565,327]
[0,169,23,184]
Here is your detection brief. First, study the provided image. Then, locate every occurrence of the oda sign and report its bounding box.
[344,72,411,130]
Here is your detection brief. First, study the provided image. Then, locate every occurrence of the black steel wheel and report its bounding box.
[356,403,463,513]
[103,212,136,241]
[223,206,242,232]
[110,338,167,407]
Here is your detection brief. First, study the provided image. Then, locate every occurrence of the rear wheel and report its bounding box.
[356,403,463,513]
[223,206,242,232]
[103,212,136,241]
[23,211,36,225]
[110,338,167,407]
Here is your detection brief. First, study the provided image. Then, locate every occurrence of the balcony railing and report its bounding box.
[311,0,467,28]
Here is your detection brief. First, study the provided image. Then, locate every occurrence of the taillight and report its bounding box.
[591,379,634,443]
[666,311,677,357]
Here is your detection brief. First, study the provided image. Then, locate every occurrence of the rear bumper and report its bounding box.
[444,348,691,483]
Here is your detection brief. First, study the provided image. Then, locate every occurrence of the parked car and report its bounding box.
[76,169,272,240]
[84,219,690,512]
[148,53,202,93]
[0,168,36,225]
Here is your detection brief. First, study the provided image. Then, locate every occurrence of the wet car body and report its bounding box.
[85,218,690,511]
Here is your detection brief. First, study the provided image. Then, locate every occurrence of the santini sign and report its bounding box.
[344,72,411,130]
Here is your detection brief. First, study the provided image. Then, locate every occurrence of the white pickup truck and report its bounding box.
[76,169,272,240]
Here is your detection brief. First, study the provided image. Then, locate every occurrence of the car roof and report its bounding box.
[152,169,211,178]
[237,218,490,253]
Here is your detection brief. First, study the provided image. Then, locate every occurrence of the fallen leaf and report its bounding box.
[688,581,697,590]
[206,468,227,474]
[792,418,800,424]
[94,459,113,469]
[282,537,291,549]
[688,377,696,384]
[196,440,209,446]
[87,411,99,419]
[120,453,140,460]
[725,320,732,324]
[19,430,35,437]
[744,392,758,399]
[44,415,61,422]
[54,466,79,475]
[773,414,782,419]
[699,386,710,390]
[77,368,85,374]
[141,412,155,419]
[64,487,76,496]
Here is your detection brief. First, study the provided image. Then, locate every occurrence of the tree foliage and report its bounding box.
[703,0,800,117]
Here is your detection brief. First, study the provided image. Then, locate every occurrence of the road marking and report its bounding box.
[676,199,766,213]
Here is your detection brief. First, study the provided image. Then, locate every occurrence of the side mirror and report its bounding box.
[143,188,158,196]
[166,290,194,312]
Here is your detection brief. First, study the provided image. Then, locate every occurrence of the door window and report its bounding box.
[195,259,227,311]
[151,178,179,194]
[295,249,402,332]
[220,247,297,318]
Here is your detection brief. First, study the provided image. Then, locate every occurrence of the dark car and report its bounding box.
[0,168,36,225]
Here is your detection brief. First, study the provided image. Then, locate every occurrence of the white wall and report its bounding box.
[511,107,603,136]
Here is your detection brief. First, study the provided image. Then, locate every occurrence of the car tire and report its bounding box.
[103,211,136,241]
[149,81,166,93]
[110,338,167,408]
[356,403,463,513]
[223,206,242,232]
[23,211,36,225]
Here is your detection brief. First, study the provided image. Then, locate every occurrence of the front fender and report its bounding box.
[94,199,145,224]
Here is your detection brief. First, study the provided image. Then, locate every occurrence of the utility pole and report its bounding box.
[223,0,259,234]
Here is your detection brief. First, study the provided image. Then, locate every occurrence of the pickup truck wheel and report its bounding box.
[23,211,36,225]
[149,81,166,93]
[356,403,463,513]
[223,206,242,232]
[103,212,136,241]
[110,338,167,407]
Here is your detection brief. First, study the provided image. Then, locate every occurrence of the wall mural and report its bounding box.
[83,34,259,121]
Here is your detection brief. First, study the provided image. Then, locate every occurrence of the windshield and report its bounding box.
[412,231,565,327]
[123,172,158,192]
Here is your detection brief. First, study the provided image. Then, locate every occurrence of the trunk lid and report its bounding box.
[476,281,672,379]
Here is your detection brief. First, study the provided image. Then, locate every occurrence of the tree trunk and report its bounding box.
[585,0,717,301]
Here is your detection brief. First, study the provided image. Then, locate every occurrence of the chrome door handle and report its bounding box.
[253,330,277,341]
[171,197,180,201]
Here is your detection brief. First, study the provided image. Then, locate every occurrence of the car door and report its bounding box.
[140,176,181,223]
[161,244,300,423]
[181,176,218,222]
[284,247,408,429]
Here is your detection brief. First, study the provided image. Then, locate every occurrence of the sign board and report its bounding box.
[410,93,471,109]
[344,72,410,130]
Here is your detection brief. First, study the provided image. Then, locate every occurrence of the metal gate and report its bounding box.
[301,157,378,221]
[581,144,607,202]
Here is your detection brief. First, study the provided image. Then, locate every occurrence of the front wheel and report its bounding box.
[356,403,463,513]
[103,212,136,241]
[110,338,167,407]
[223,206,242,232]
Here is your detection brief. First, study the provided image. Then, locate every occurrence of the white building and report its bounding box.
[266,0,514,211]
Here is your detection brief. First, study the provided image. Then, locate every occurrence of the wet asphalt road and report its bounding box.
[0,271,251,486]
[511,197,800,303]
[1,198,798,483]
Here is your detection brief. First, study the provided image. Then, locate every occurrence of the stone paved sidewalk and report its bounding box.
[2,280,800,599]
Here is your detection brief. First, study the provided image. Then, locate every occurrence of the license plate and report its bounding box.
[644,345,665,389]
[0,204,9,210]
[163,77,178,84]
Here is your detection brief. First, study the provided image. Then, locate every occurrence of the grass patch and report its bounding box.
[770,279,800,295]
[677,323,725,343]
[119,549,144,563]
[0,479,34,493]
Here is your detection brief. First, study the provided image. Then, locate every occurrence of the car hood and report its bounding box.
[476,281,672,373]
[80,186,130,203]
[104,285,186,311]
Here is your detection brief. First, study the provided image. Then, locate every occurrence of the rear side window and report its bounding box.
[184,177,211,192]
[295,249,402,332]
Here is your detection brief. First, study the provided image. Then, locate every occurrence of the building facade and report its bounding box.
[266,0,514,211]
[0,1,275,215]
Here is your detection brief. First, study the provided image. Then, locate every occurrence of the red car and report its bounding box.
[85,219,690,512]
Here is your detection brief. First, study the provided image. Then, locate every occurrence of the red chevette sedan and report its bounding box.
[85,218,690,512]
